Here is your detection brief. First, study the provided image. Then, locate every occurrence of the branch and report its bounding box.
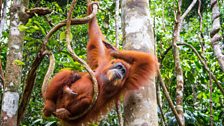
[25,8,52,18]
[197,0,205,53]
[0,58,4,99]
[17,52,46,125]
[197,0,202,35]
[63,1,99,120]
[86,0,91,3]
[0,58,4,89]
[44,16,53,27]
[181,0,197,20]
[115,100,124,126]
[161,0,166,31]
[209,73,214,126]
[43,9,98,46]
[156,80,167,126]
[159,45,172,63]
[158,70,183,126]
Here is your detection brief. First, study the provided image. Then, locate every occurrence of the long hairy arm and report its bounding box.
[87,2,107,69]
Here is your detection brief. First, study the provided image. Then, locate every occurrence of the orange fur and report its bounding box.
[43,70,81,117]
[43,2,158,126]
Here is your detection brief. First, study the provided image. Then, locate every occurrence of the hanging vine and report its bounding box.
[18,0,99,123]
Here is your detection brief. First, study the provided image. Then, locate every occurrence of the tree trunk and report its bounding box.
[172,1,197,125]
[172,6,185,125]
[0,0,28,126]
[0,0,11,39]
[121,0,158,125]
[115,0,120,48]
[0,0,2,16]
[210,0,224,72]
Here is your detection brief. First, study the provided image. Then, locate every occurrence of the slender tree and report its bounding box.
[115,0,120,48]
[209,73,214,126]
[0,0,29,125]
[0,0,11,39]
[210,0,224,71]
[172,0,197,125]
[0,0,2,16]
[172,1,185,124]
[121,0,158,125]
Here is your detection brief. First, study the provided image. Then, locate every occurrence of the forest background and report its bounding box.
[0,0,224,126]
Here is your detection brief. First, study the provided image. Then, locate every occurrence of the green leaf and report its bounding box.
[60,31,73,41]
[18,25,28,31]
[33,21,46,35]
[31,26,40,30]
[60,31,66,41]
[69,32,73,40]
[13,60,25,66]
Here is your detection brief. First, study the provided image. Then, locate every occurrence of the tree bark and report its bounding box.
[0,0,11,39]
[172,1,197,125]
[172,3,185,124]
[115,0,120,48]
[0,0,2,16]
[121,0,158,125]
[0,0,29,126]
[210,0,224,72]
[209,73,213,126]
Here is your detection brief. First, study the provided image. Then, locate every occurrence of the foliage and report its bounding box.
[152,0,224,125]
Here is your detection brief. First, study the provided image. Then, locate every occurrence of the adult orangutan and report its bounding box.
[43,2,158,126]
